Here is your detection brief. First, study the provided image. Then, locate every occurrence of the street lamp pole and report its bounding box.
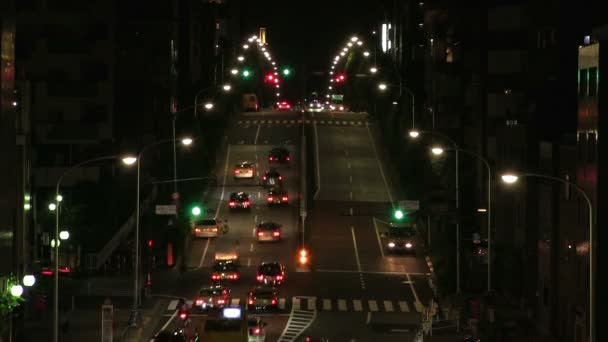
[502,173,594,342]
[53,155,129,342]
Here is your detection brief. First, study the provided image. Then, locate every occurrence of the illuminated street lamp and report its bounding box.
[204,102,214,110]
[23,274,36,287]
[122,156,137,165]
[181,137,193,146]
[431,146,444,155]
[237,56,245,62]
[230,68,238,75]
[408,130,420,138]
[56,195,63,202]
[59,230,70,240]
[363,51,370,57]
[370,67,378,74]
[378,83,388,91]
[222,84,232,92]
[357,41,363,46]
[350,36,358,42]
[49,203,57,211]
[242,44,249,49]
[10,284,23,297]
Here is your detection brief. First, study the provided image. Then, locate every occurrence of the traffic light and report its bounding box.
[265,73,274,82]
[334,74,346,83]
[241,68,252,79]
[297,248,309,265]
[147,239,153,248]
[393,209,405,220]
[178,308,189,321]
[281,67,292,77]
[191,205,202,216]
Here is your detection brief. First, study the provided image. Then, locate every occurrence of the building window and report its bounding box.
[579,69,588,97]
[589,67,598,96]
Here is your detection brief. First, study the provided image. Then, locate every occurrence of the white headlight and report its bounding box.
[388,242,396,248]
[405,243,413,248]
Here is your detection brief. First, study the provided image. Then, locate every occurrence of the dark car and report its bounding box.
[194,284,230,311]
[261,169,282,187]
[150,330,186,342]
[267,187,288,206]
[256,262,285,285]
[268,147,291,164]
[255,222,282,242]
[247,286,278,311]
[211,260,240,282]
[229,192,251,210]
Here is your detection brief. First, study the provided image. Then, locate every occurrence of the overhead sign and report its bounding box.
[399,200,419,211]
[331,94,344,100]
[155,205,177,215]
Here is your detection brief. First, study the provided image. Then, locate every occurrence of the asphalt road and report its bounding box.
[149,109,434,342]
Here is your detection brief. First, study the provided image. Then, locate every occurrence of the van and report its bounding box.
[243,93,259,112]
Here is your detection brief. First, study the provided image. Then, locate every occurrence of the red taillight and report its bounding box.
[254,328,261,335]
[59,267,70,274]
[263,176,267,180]
[271,299,277,305]
[287,156,291,161]
[279,176,283,180]
[41,269,53,276]
[195,298,203,305]
[234,170,240,174]
[282,196,288,201]
[248,299,254,305]
[276,275,283,280]
[244,201,250,206]
[257,274,263,281]
[267,197,273,202]
[273,231,280,237]
[179,312,187,320]
[257,231,264,237]
[229,201,235,206]
[218,299,225,304]
[212,274,220,280]
[269,157,273,161]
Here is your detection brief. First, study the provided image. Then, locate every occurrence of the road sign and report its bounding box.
[155,205,177,215]
[101,300,113,342]
[399,200,419,211]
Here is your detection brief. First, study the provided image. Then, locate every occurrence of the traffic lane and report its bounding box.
[373,218,430,274]
[301,311,413,342]
[362,272,425,304]
[239,110,301,119]
[306,111,369,122]
[227,121,259,145]
[255,121,300,146]
[315,126,356,201]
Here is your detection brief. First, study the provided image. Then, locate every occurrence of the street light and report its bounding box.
[363,51,370,57]
[409,130,420,138]
[350,36,358,42]
[357,41,363,46]
[10,284,23,297]
[23,275,36,287]
[48,203,57,211]
[500,172,595,342]
[181,137,193,146]
[56,195,63,202]
[59,230,70,240]
[222,84,232,92]
[370,67,378,74]
[237,56,245,62]
[431,146,444,155]
[204,102,214,110]
[230,68,238,75]
[378,83,388,91]
[242,44,249,49]
[53,154,135,342]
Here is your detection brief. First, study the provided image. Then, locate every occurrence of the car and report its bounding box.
[307,100,324,112]
[229,192,251,210]
[267,187,288,206]
[211,260,240,281]
[234,161,256,179]
[261,169,282,187]
[386,222,417,254]
[192,218,219,238]
[256,262,285,285]
[247,286,278,311]
[247,317,267,342]
[194,285,231,311]
[243,93,259,112]
[255,222,282,242]
[149,330,187,342]
[214,249,240,265]
[275,101,291,110]
[268,147,291,164]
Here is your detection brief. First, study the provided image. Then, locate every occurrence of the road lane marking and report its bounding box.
[398,301,409,312]
[368,300,379,312]
[313,122,321,199]
[351,226,366,290]
[167,299,178,311]
[160,309,178,332]
[322,299,331,311]
[231,298,240,306]
[279,298,286,310]
[197,238,210,269]
[247,258,251,267]
[353,300,363,311]
[347,162,351,169]
[338,299,347,311]
[254,124,261,145]
[373,218,385,258]
[349,175,352,183]
[366,312,372,324]
[349,208,353,216]
[366,125,394,204]
[278,309,317,342]
[292,298,301,310]
[215,145,231,218]
[250,243,254,252]
[307,298,316,310]
[252,228,256,237]
[383,300,394,312]
[349,191,353,200]
[402,263,423,312]
[314,269,429,276]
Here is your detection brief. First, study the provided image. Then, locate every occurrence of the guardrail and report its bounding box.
[85,186,158,271]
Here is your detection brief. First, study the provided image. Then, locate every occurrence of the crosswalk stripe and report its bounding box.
[322,299,331,311]
[368,300,379,312]
[237,121,242,124]
[321,121,325,124]
[307,298,316,310]
[414,301,424,312]
[167,300,178,311]
[398,301,409,312]
[292,298,301,310]
[290,120,295,124]
[342,121,348,125]
[253,120,258,124]
[353,300,363,311]
[279,298,286,310]
[383,300,394,312]
[338,299,347,311]
[283,120,287,123]
[231,298,240,306]
[305,120,310,123]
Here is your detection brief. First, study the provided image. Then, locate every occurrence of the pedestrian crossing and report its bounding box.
[278,308,316,342]
[165,297,423,313]
[236,119,370,127]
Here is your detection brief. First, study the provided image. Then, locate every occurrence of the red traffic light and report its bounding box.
[147,240,153,247]
[297,248,309,265]
[179,310,188,320]
[265,73,274,82]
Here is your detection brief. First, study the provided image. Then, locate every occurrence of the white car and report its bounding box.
[234,161,255,179]
[247,317,267,342]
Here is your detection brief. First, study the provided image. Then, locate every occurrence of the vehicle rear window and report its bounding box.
[259,263,280,274]
[259,223,279,230]
[196,219,217,226]
[200,288,222,296]
[214,263,237,272]
[389,227,415,237]
[236,163,251,168]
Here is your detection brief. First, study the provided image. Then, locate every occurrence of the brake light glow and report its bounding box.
[263,176,267,180]
[276,275,283,280]
[212,274,220,280]
[257,274,263,281]
[267,197,273,202]
[279,176,283,180]
[282,196,288,201]
[244,201,250,206]
[59,267,70,274]
[269,157,273,161]
[218,299,225,304]
[41,269,53,276]
[229,201,235,206]
[271,299,277,305]
[248,299,254,305]
[257,231,264,237]
[195,298,203,305]
[254,328,261,335]
[273,231,280,237]
[234,170,240,174]
[179,312,187,320]
[287,156,290,161]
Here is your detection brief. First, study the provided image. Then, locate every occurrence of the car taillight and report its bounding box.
[244,201,250,206]
[234,170,240,174]
[287,156,291,161]
[263,176,267,180]
[267,197,273,202]
[212,274,220,280]
[254,328,261,335]
[273,231,280,237]
[282,196,288,201]
[179,312,188,320]
[218,299,225,304]
[279,176,283,180]
[229,201,235,206]
[59,267,70,274]
[248,299,254,305]
[271,299,277,305]
[195,298,203,305]
[257,231,264,236]
[41,269,53,276]
[257,274,263,281]
[276,275,283,280]
[269,157,273,161]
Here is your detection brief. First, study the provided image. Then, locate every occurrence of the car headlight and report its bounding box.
[339,106,344,110]
[405,243,413,248]
[388,242,395,248]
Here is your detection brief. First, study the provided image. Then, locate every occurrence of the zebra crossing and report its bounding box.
[236,119,370,127]
[164,297,423,313]
[278,308,316,342]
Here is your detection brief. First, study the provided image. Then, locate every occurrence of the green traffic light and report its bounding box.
[393,209,404,220]
[282,68,291,76]
[241,69,252,78]
[191,206,202,216]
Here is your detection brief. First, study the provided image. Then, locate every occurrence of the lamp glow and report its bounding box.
[409,130,420,138]
[204,103,214,110]
[23,275,36,287]
[363,51,370,57]
[181,137,193,146]
[49,203,57,211]
[370,67,378,73]
[59,230,70,240]
[378,83,387,91]
[122,156,137,165]
[230,68,238,75]
[431,147,444,155]
[501,174,519,184]
[222,84,232,91]
[10,284,23,297]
